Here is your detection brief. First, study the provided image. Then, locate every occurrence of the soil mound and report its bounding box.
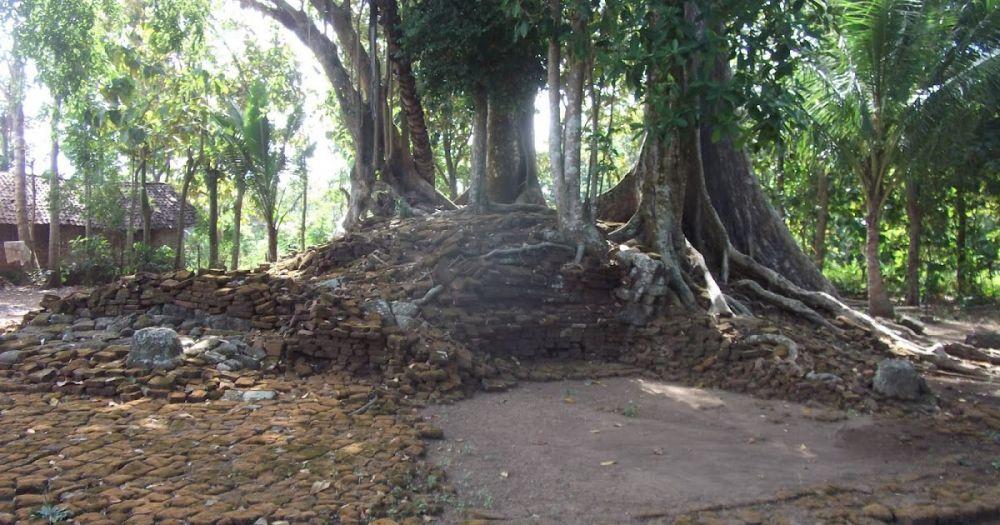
[1,209,958,414]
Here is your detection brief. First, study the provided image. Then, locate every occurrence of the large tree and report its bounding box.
[402,0,547,208]
[240,0,452,229]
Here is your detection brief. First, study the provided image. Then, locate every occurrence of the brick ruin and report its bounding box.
[7,209,906,410]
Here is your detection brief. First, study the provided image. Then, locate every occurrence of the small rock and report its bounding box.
[0,350,24,365]
[966,329,1000,349]
[222,389,276,402]
[897,315,925,334]
[201,350,227,364]
[132,314,155,329]
[862,503,894,522]
[873,359,928,401]
[184,337,222,356]
[215,342,239,357]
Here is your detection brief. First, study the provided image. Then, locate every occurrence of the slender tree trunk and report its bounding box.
[300,170,308,252]
[813,168,829,270]
[904,174,921,306]
[585,73,603,219]
[554,12,597,246]
[232,176,246,270]
[266,211,278,263]
[47,99,62,286]
[775,144,785,216]
[140,153,152,247]
[173,150,195,269]
[207,167,219,268]
[9,52,34,264]
[1,110,10,171]
[126,156,138,266]
[547,0,564,214]
[955,180,967,296]
[468,89,488,210]
[443,126,458,200]
[864,194,894,317]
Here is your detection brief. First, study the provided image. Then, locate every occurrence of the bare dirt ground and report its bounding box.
[899,303,1000,346]
[423,377,1000,524]
[0,285,85,330]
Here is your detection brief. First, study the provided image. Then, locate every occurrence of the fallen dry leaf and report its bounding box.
[310,480,330,494]
[600,460,616,466]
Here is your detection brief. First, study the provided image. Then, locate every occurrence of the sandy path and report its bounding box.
[423,377,973,523]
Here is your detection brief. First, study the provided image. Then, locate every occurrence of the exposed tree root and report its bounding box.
[728,250,934,355]
[724,294,753,317]
[480,242,575,260]
[413,284,444,306]
[734,279,841,334]
[686,240,732,317]
[744,334,799,363]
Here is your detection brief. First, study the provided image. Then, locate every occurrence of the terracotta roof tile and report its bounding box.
[0,172,197,230]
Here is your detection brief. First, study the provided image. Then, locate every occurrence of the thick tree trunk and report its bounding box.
[207,167,220,268]
[813,168,829,271]
[10,53,33,263]
[596,168,640,223]
[956,181,967,296]
[344,108,377,230]
[232,177,246,270]
[864,196,894,317]
[905,174,921,306]
[468,90,489,210]
[697,54,832,293]
[632,130,696,308]
[377,0,435,186]
[485,92,544,204]
[699,129,834,294]
[47,100,62,287]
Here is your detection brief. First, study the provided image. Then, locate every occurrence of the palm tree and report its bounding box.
[806,0,999,316]
[216,80,303,263]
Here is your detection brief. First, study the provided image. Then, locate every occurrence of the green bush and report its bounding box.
[129,242,174,274]
[64,237,118,285]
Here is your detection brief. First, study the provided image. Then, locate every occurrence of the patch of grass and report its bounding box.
[31,503,72,524]
[622,401,639,418]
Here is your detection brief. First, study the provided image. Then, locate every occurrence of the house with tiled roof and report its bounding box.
[0,172,197,268]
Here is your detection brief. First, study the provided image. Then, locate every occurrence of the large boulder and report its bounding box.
[127,327,182,370]
[873,359,928,400]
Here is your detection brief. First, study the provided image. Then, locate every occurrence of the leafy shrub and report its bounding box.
[64,237,118,285]
[129,242,174,274]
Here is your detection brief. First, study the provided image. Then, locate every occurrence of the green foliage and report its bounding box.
[129,242,174,274]
[31,503,72,524]
[402,0,545,103]
[64,237,118,285]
